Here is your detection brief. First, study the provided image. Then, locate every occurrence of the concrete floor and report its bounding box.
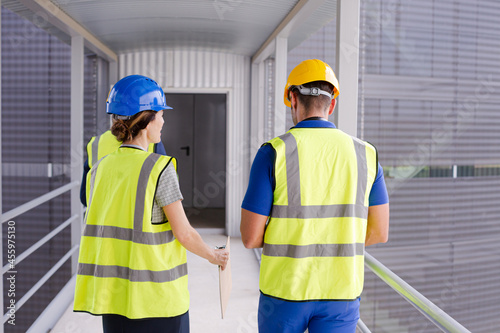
[51,234,261,333]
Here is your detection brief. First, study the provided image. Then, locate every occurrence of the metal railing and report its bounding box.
[363,253,471,333]
[253,248,471,333]
[0,182,80,332]
[0,182,77,224]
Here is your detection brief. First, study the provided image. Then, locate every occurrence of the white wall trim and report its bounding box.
[335,0,361,137]
[70,35,84,273]
[273,37,288,137]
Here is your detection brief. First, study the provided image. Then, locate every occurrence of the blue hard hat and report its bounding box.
[106,75,172,116]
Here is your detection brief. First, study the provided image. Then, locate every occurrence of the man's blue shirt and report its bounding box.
[242,119,389,216]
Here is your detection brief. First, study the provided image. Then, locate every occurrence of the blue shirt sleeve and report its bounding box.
[155,141,167,155]
[241,144,275,216]
[368,164,389,206]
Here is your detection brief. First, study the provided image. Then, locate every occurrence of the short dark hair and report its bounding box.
[290,81,334,114]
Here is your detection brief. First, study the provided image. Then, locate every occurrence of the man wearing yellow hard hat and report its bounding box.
[240,59,389,332]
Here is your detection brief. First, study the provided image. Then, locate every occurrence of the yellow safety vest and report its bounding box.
[87,130,155,168]
[260,127,378,301]
[74,147,189,319]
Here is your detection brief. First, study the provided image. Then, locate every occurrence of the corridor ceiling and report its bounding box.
[4,0,337,58]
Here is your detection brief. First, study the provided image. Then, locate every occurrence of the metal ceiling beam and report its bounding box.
[273,37,288,136]
[251,0,327,63]
[15,0,118,62]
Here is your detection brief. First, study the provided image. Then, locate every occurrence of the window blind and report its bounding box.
[359,1,500,331]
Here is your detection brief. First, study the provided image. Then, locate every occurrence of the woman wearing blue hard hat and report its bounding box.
[74,75,229,333]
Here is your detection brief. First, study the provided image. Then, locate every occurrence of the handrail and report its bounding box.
[27,274,77,333]
[1,181,79,223]
[356,318,372,333]
[2,245,79,324]
[364,252,471,333]
[254,248,470,332]
[2,215,78,274]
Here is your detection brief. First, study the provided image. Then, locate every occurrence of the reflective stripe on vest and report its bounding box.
[87,130,155,168]
[260,128,378,301]
[78,262,187,283]
[75,148,188,319]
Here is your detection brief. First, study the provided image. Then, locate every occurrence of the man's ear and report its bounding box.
[290,91,298,110]
[327,98,336,116]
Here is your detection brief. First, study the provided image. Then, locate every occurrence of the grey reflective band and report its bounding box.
[271,204,367,219]
[84,157,105,225]
[78,262,188,283]
[91,134,101,167]
[134,154,161,231]
[352,138,368,207]
[83,224,175,245]
[279,133,301,206]
[263,243,365,258]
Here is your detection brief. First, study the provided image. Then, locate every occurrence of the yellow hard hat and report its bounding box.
[283,59,340,107]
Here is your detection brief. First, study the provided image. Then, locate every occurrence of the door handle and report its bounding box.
[180,146,190,156]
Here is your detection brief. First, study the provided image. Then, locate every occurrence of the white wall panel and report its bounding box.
[119,50,250,236]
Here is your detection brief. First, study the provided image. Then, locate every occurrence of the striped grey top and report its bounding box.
[153,163,183,223]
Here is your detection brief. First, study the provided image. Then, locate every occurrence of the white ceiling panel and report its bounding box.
[3,0,336,57]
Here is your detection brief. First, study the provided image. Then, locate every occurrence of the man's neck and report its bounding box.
[296,110,328,123]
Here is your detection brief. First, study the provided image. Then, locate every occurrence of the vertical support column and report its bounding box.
[109,61,118,86]
[96,57,110,134]
[273,37,288,137]
[0,8,4,333]
[250,61,265,159]
[107,61,118,129]
[335,0,361,136]
[71,35,84,274]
